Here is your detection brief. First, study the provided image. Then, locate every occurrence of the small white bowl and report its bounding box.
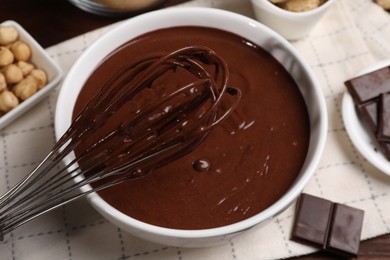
[250,0,335,40]
[342,60,390,176]
[68,0,166,16]
[0,21,63,129]
[55,7,327,247]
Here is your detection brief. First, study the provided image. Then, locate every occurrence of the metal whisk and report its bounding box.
[0,46,241,240]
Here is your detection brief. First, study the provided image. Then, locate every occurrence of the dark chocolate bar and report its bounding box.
[379,141,390,160]
[345,66,390,104]
[378,93,390,141]
[291,194,364,258]
[344,65,390,161]
[358,99,379,135]
[291,193,333,248]
[326,203,365,257]
[355,96,390,160]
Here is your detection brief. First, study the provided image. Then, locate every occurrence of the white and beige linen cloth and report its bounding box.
[0,0,389,259]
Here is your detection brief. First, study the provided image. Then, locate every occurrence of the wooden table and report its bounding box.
[1,0,389,259]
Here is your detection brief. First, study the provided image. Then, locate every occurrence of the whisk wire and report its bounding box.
[0,46,241,241]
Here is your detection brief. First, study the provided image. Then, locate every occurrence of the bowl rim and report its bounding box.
[55,7,327,239]
[251,0,336,17]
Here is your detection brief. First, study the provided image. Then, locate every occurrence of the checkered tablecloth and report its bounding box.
[1,0,390,259]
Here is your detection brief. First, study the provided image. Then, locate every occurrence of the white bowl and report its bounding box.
[55,7,327,247]
[0,21,63,129]
[250,0,335,40]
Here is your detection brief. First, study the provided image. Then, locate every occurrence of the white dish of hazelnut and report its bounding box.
[250,0,335,40]
[0,20,63,129]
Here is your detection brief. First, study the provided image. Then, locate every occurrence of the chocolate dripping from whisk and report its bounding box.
[0,46,241,240]
[59,45,241,180]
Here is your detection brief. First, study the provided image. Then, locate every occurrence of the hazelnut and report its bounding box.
[0,26,19,46]
[13,75,38,100]
[0,72,6,92]
[375,0,390,10]
[17,61,35,76]
[30,69,47,89]
[281,0,326,12]
[0,46,14,67]
[2,64,23,84]
[11,41,31,61]
[270,0,288,3]
[0,90,19,112]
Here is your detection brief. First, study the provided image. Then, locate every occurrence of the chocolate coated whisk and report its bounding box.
[0,46,241,240]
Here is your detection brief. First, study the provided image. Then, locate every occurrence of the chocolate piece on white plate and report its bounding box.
[378,93,390,141]
[344,66,390,160]
[345,66,390,105]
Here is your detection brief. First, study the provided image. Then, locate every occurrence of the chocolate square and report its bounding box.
[378,93,390,141]
[326,203,364,257]
[358,99,379,135]
[345,66,390,104]
[378,141,390,161]
[291,193,333,247]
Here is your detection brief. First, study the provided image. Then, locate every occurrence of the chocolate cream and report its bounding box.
[73,26,310,229]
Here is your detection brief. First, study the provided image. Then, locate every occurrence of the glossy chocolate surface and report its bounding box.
[73,26,310,229]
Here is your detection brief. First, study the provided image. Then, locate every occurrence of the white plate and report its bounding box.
[0,21,63,129]
[342,59,390,176]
